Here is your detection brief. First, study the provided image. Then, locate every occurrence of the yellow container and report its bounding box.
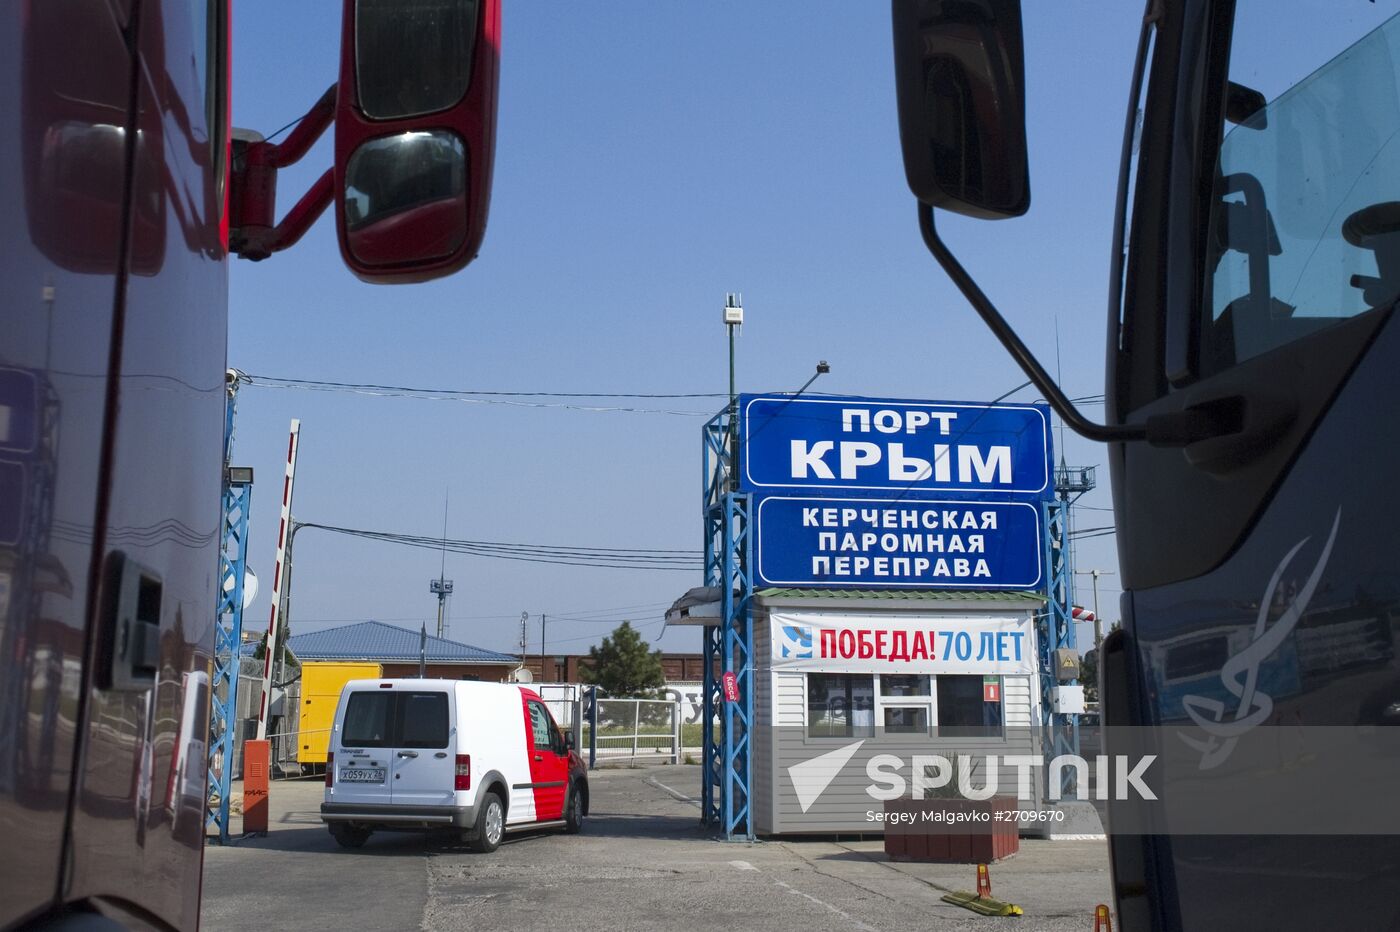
[297,662,382,765]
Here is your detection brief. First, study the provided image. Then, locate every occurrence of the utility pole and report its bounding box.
[724,293,743,491]
[430,492,452,638]
[538,613,548,682]
[430,578,453,639]
[1076,568,1115,653]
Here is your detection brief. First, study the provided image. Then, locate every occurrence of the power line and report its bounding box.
[288,602,677,628]
[238,372,721,416]
[233,373,860,418]
[241,372,732,400]
[537,618,667,648]
[545,599,677,620]
[296,522,704,571]
[293,614,521,625]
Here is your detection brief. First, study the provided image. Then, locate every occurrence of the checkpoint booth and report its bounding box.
[681,392,1077,839]
[750,588,1046,834]
[668,586,1048,835]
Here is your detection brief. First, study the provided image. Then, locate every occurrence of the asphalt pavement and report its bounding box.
[201,765,1114,931]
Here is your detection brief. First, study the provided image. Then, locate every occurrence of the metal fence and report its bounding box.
[216,675,685,779]
[226,658,304,781]
[586,697,681,765]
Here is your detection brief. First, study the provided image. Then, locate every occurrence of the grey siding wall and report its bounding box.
[1003,673,1037,727]
[754,619,775,834]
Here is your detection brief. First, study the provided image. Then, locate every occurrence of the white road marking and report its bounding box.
[644,775,702,808]
[773,879,881,932]
[728,860,758,872]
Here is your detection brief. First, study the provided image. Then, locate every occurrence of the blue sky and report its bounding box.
[223,3,1194,658]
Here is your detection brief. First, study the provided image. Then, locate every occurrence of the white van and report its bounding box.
[320,679,588,851]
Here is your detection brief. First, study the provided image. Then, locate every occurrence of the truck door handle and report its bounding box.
[1182,389,1296,473]
[1146,388,1297,473]
[397,751,418,759]
[96,551,162,692]
[533,755,543,762]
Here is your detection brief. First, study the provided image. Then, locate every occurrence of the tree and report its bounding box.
[1079,648,1098,700]
[581,621,665,697]
[1078,623,1120,703]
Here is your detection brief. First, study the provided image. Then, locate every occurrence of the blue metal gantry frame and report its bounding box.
[0,371,59,798]
[1039,498,1080,799]
[699,399,1085,821]
[208,383,252,842]
[701,408,754,840]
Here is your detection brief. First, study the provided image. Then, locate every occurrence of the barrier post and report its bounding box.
[630,700,640,763]
[588,687,598,770]
[976,863,992,899]
[243,739,270,834]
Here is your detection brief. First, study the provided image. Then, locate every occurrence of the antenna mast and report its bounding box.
[429,491,453,639]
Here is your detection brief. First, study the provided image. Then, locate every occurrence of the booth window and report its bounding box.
[935,675,1003,737]
[807,674,874,737]
[879,674,933,735]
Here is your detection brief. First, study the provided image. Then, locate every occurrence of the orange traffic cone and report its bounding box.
[976,863,992,899]
[1093,904,1112,931]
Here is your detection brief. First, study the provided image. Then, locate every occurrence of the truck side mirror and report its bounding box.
[563,730,575,752]
[892,0,1030,219]
[335,0,501,283]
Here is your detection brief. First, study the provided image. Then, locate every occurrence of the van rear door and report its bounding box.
[331,687,394,807]
[389,689,454,806]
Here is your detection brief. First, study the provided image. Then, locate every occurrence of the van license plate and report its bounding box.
[340,767,385,783]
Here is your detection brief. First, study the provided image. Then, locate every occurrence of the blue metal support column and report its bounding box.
[701,621,722,825]
[0,372,58,797]
[700,408,754,838]
[721,492,753,840]
[701,413,725,826]
[1039,499,1080,799]
[208,379,252,842]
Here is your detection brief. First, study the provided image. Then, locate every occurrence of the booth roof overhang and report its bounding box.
[664,586,1045,626]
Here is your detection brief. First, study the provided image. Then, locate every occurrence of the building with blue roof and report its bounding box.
[247,620,520,681]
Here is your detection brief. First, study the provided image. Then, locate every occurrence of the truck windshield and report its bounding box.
[1201,7,1400,376]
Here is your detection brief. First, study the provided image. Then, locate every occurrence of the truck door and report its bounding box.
[1108,4,1400,929]
[389,690,455,806]
[1,0,174,925]
[60,0,228,926]
[523,696,568,821]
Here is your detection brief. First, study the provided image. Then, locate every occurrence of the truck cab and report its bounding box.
[1,0,499,925]
[0,1,229,927]
[891,2,1400,928]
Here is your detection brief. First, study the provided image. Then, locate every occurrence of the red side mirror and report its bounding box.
[335,0,500,283]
